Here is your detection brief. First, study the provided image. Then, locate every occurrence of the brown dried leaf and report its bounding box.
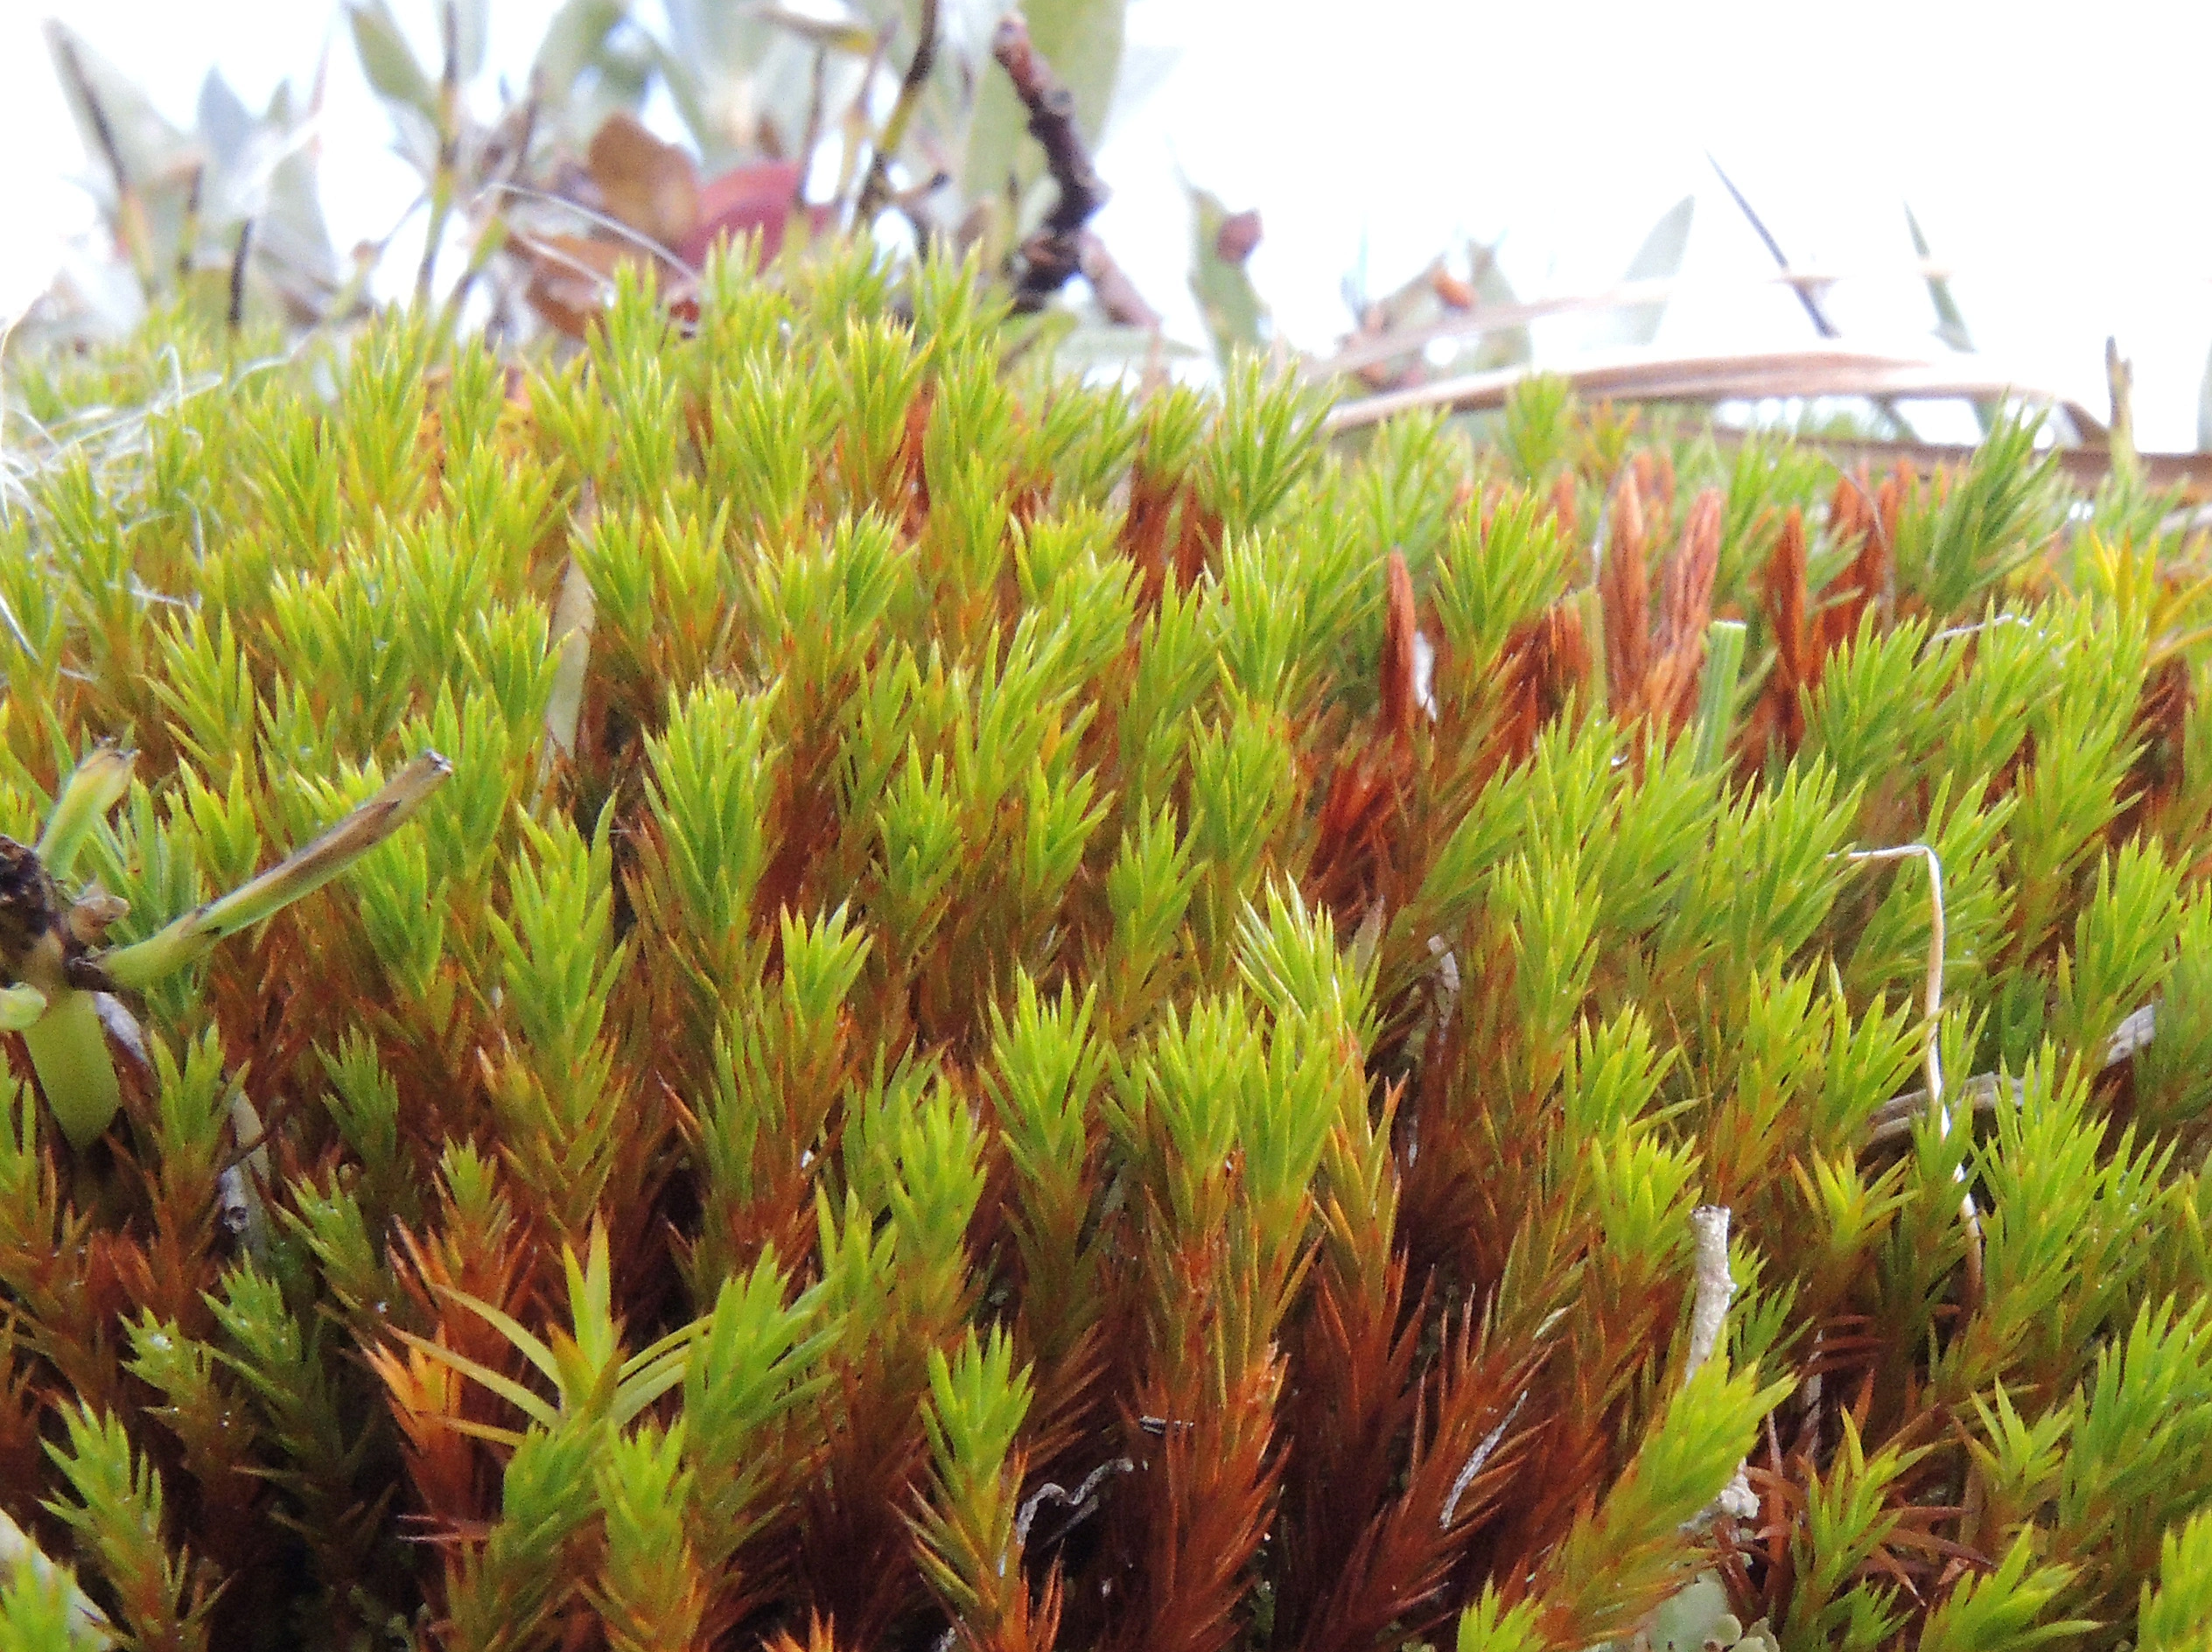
[1380,550,1419,742]
[1749,507,1811,760]
[1305,556,1427,914]
[1310,760,1396,920]
[1431,265,1475,311]
[518,232,627,338]
[1645,487,1724,732]
[587,111,700,249]
[1816,466,1892,654]
[1172,493,1218,593]
[1600,472,1650,710]
[1548,472,1579,538]
[2119,655,2194,839]
[1498,601,1592,762]
[1767,507,1810,692]
[1631,448,1676,522]
[1656,489,1723,657]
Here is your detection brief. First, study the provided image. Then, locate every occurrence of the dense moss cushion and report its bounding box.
[2,249,2210,1651]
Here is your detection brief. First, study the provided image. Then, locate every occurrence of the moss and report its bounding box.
[0,245,2210,1651]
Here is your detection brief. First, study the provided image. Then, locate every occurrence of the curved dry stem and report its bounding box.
[104,751,452,990]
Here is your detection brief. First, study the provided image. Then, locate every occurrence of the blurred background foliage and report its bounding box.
[24,0,2152,477]
[26,0,1152,354]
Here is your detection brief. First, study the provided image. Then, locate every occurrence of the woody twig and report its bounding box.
[1079,232,1163,329]
[992,12,1153,323]
[854,0,939,224]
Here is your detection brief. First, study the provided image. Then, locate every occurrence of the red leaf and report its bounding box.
[680,160,832,267]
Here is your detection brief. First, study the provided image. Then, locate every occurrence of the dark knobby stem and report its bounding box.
[416,0,466,304]
[227,220,256,330]
[992,13,1110,313]
[177,161,205,288]
[2,749,452,1149]
[794,47,829,216]
[1078,232,1162,329]
[853,0,941,225]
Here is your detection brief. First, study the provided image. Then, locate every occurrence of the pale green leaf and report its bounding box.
[1190,186,1267,368]
[346,0,438,120]
[1586,193,1694,351]
[1905,202,1973,354]
[452,0,492,82]
[42,20,190,192]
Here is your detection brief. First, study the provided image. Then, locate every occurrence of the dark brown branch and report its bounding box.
[176,161,204,286]
[227,219,255,330]
[415,0,466,302]
[993,12,1119,314]
[992,14,1106,235]
[1077,230,1161,329]
[794,47,829,215]
[854,0,939,223]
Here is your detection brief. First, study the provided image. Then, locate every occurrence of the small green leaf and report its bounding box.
[1189,186,1268,367]
[346,0,438,119]
[1692,620,1746,773]
[1587,194,1694,350]
[1905,202,1974,354]
[1908,201,1992,434]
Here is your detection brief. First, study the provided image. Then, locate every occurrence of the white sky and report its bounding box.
[5,0,2211,449]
